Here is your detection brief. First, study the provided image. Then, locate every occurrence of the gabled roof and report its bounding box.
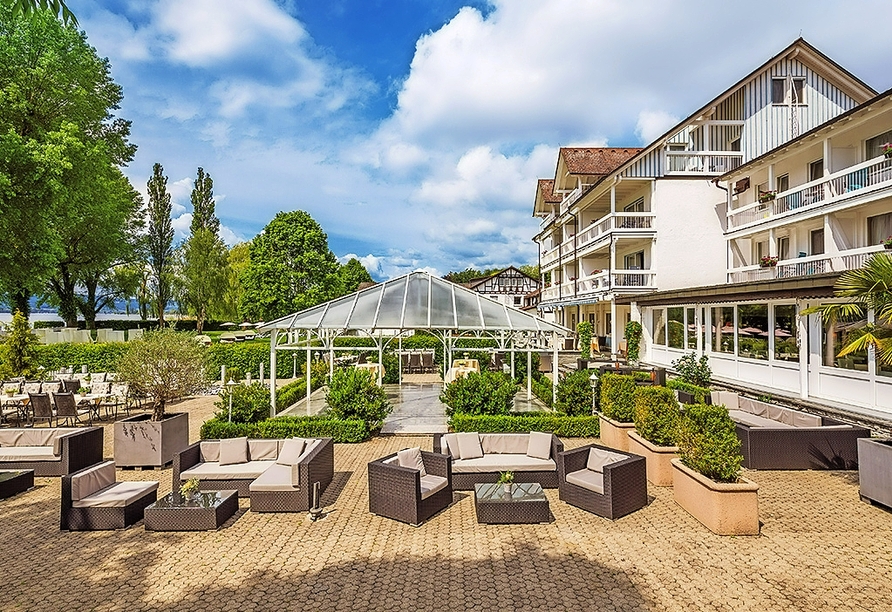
[538,179,561,203]
[257,271,568,334]
[560,147,644,175]
[468,266,539,288]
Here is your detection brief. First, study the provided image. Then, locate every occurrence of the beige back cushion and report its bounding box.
[397,447,427,477]
[17,429,58,448]
[276,438,306,466]
[587,447,626,473]
[219,437,249,466]
[442,433,460,459]
[526,431,553,460]
[480,434,529,455]
[791,411,822,428]
[456,432,484,460]
[71,461,116,500]
[200,441,220,462]
[713,391,739,411]
[249,439,279,461]
[0,431,23,447]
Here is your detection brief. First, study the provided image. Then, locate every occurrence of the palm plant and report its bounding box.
[802,253,892,366]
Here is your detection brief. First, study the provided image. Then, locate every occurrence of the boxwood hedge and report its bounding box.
[448,413,599,438]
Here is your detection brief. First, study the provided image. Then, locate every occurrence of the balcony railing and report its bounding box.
[559,185,585,216]
[577,212,655,251]
[665,151,743,175]
[541,247,560,268]
[539,269,656,302]
[728,245,884,283]
[728,155,892,230]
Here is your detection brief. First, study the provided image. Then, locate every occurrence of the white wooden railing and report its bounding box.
[665,151,743,175]
[577,212,655,250]
[728,155,892,230]
[728,245,884,283]
[539,269,656,302]
[559,185,585,215]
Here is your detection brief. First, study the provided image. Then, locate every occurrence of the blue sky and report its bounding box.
[73,0,892,279]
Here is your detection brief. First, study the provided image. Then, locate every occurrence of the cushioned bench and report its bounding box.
[61,461,158,530]
[0,427,103,476]
[433,432,563,489]
[173,437,334,512]
[712,391,871,469]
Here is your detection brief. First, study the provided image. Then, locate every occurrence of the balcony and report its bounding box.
[539,269,657,303]
[541,211,656,272]
[728,245,884,283]
[728,155,892,232]
[559,185,585,216]
[665,151,743,175]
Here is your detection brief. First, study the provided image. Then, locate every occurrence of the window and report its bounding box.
[653,309,665,345]
[822,310,868,371]
[776,174,789,193]
[771,79,786,104]
[513,296,522,306]
[868,212,892,246]
[866,129,892,159]
[686,308,697,350]
[756,241,767,262]
[774,304,798,362]
[772,78,805,104]
[712,307,735,354]
[809,159,824,182]
[667,307,684,349]
[738,304,768,360]
[624,251,644,269]
[792,78,805,103]
[756,181,769,201]
[811,229,825,255]
[624,197,646,213]
[777,236,790,260]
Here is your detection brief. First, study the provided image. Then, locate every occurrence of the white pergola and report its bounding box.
[255,271,571,416]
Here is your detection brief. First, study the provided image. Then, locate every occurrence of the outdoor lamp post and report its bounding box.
[589,372,599,415]
[226,378,238,422]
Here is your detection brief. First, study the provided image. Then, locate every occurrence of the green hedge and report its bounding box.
[633,386,680,447]
[676,404,742,483]
[448,413,600,438]
[531,377,553,408]
[555,369,594,416]
[200,415,371,443]
[599,373,637,423]
[34,343,128,372]
[205,342,298,379]
[440,371,517,416]
[666,379,712,403]
[32,319,236,332]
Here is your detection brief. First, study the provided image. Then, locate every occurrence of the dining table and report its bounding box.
[355,362,386,380]
[444,359,480,384]
[0,393,29,423]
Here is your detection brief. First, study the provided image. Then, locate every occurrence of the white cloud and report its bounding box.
[635,110,680,144]
[338,253,384,278]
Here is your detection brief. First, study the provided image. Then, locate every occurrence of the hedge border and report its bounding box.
[200,416,371,443]
[448,413,600,438]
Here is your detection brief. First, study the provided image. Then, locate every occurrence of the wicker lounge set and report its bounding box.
[61,461,158,530]
[0,427,103,476]
[368,448,453,526]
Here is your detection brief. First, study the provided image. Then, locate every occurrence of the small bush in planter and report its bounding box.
[633,386,680,447]
[675,404,743,483]
[666,379,711,403]
[598,373,637,423]
[440,371,517,417]
[325,367,392,428]
[671,352,711,388]
[555,369,594,416]
[576,321,592,360]
[215,382,270,423]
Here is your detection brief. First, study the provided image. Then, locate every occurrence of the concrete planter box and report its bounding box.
[671,459,759,536]
[858,438,892,509]
[114,412,189,468]
[598,414,635,452]
[628,431,678,487]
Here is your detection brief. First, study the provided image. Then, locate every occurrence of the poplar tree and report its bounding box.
[146,163,174,328]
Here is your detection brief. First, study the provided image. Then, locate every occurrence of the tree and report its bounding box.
[5,0,76,25]
[0,310,40,379]
[0,7,133,316]
[519,264,540,280]
[146,163,174,328]
[443,267,502,284]
[222,242,250,321]
[115,329,207,421]
[181,167,228,332]
[339,258,373,293]
[239,211,342,322]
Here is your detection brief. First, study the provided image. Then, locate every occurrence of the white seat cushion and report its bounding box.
[728,410,794,429]
[451,454,556,474]
[180,460,275,480]
[72,481,158,508]
[419,474,448,500]
[566,468,604,494]
[587,448,627,472]
[249,463,298,492]
[0,446,59,462]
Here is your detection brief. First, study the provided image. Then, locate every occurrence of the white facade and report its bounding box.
[467,267,539,309]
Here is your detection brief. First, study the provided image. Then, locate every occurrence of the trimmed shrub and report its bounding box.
[512,350,541,384]
[205,341,298,380]
[214,382,270,423]
[555,369,594,416]
[439,371,518,417]
[576,321,592,360]
[325,367,392,428]
[666,379,712,403]
[599,373,638,422]
[625,320,643,362]
[34,342,128,372]
[676,403,743,483]
[200,415,371,443]
[672,352,712,387]
[633,386,680,447]
[531,376,553,408]
[448,413,599,438]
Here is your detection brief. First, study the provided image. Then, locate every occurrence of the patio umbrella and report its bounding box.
[239,322,255,328]
[774,328,793,337]
[220,322,237,327]
[740,326,765,335]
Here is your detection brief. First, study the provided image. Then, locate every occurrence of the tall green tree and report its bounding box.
[4,0,76,25]
[0,309,39,379]
[0,7,133,316]
[339,258,374,293]
[443,267,502,284]
[222,242,250,321]
[146,163,174,328]
[239,211,341,321]
[190,167,219,235]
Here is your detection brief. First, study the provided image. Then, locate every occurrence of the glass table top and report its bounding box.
[0,470,30,483]
[474,482,545,503]
[151,491,232,510]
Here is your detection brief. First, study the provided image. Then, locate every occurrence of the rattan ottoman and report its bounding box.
[144,490,238,531]
[474,482,550,524]
[0,470,34,499]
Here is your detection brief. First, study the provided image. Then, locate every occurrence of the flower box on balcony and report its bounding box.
[757,191,777,204]
[883,235,892,250]
[881,143,892,159]
[759,256,778,268]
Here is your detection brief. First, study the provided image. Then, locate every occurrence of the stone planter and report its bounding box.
[671,459,759,536]
[628,431,678,487]
[114,412,189,468]
[598,414,635,452]
[858,438,892,508]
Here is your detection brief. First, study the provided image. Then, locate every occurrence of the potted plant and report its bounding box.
[881,142,892,159]
[179,477,201,500]
[625,320,642,365]
[883,235,892,250]
[497,471,514,494]
[113,329,206,467]
[671,404,759,535]
[757,190,777,203]
[759,255,778,268]
[597,373,637,451]
[628,386,679,486]
[576,321,592,369]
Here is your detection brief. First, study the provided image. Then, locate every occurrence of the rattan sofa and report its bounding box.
[368,450,452,526]
[173,437,334,512]
[713,391,871,470]
[61,461,158,530]
[0,427,103,476]
[433,432,563,489]
[557,443,647,520]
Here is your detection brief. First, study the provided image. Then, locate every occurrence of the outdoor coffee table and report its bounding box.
[0,470,34,499]
[144,490,238,531]
[474,482,550,524]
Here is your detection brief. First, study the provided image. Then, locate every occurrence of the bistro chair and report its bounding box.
[53,392,92,427]
[28,392,55,427]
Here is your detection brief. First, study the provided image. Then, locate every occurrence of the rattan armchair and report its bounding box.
[557,443,647,520]
[368,450,452,526]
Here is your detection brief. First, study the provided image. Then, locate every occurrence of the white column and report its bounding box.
[526,350,532,400]
[306,331,312,411]
[769,227,777,258]
[269,330,277,418]
[768,163,775,190]
[610,184,616,215]
[798,300,809,400]
[552,340,558,406]
[610,299,618,360]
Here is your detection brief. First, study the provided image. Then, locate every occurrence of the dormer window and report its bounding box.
[772,77,806,105]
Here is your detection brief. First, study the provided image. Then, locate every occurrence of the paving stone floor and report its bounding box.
[1,396,892,611]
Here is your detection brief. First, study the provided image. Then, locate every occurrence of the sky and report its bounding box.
[72,0,892,280]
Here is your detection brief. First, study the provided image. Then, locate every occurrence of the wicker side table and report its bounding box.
[474,482,550,524]
[0,470,34,499]
[144,490,238,531]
